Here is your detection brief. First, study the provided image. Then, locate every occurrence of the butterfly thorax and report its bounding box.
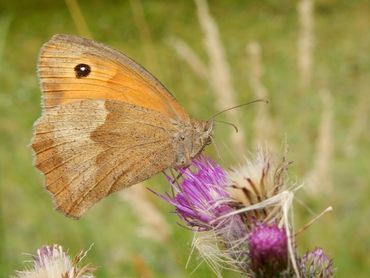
[172,119,214,168]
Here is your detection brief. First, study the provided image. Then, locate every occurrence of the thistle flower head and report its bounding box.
[300,247,334,277]
[15,244,95,278]
[159,149,331,277]
[163,156,235,230]
[249,223,288,276]
[34,245,72,269]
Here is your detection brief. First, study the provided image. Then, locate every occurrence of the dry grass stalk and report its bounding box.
[247,42,276,151]
[169,0,245,154]
[305,89,333,194]
[64,0,92,38]
[195,0,245,152]
[344,92,369,156]
[167,37,209,80]
[297,0,314,89]
[129,0,158,70]
[119,185,171,243]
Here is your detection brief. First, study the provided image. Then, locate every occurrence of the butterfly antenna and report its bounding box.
[208,99,269,121]
[214,120,239,133]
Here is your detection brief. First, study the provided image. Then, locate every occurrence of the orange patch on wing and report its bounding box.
[38,35,189,120]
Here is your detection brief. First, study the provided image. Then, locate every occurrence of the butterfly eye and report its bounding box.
[74,63,91,78]
[179,135,185,141]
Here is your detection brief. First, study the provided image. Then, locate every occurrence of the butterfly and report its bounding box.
[32,34,214,219]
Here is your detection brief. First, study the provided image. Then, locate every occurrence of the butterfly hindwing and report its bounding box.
[32,100,176,218]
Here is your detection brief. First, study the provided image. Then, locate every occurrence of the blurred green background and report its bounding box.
[0,0,369,277]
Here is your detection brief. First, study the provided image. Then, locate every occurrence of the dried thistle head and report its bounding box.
[191,230,250,277]
[227,147,292,225]
[14,244,95,278]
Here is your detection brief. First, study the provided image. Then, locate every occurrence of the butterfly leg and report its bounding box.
[170,168,182,188]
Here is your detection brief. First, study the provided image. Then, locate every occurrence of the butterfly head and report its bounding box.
[173,119,214,168]
[175,119,214,167]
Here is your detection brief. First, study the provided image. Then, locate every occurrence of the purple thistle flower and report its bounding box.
[160,156,251,274]
[249,223,288,276]
[162,156,236,230]
[300,247,333,277]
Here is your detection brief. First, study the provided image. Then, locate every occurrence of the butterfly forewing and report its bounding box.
[37,34,189,120]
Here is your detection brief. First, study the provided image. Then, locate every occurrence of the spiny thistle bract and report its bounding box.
[299,248,334,278]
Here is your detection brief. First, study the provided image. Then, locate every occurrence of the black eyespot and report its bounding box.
[74,63,91,78]
[179,135,185,141]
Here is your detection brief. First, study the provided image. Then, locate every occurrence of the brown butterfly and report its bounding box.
[32,34,214,219]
